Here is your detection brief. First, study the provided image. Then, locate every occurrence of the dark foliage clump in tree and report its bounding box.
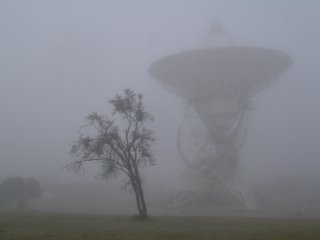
[0,177,42,210]
[69,89,155,218]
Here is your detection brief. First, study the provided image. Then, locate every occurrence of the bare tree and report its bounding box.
[69,89,155,218]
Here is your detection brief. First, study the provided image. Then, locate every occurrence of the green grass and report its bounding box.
[0,211,320,239]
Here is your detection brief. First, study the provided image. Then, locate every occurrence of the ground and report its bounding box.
[0,211,320,240]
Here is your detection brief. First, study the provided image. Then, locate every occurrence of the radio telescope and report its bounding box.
[149,46,291,209]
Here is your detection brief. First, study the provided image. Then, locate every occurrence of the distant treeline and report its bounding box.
[0,176,42,210]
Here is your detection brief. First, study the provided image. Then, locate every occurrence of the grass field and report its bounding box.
[0,211,320,240]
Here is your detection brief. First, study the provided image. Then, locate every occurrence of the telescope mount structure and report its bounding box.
[149,46,291,210]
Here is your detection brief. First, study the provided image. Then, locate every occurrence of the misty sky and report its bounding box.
[0,0,319,190]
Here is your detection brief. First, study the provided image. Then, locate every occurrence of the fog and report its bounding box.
[1,0,320,217]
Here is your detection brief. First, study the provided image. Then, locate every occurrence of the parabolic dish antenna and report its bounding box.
[149,46,291,100]
[149,46,291,209]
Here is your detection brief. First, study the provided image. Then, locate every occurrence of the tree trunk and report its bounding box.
[134,186,143,215]
[137,184,147,217]
[131,176,148,219]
